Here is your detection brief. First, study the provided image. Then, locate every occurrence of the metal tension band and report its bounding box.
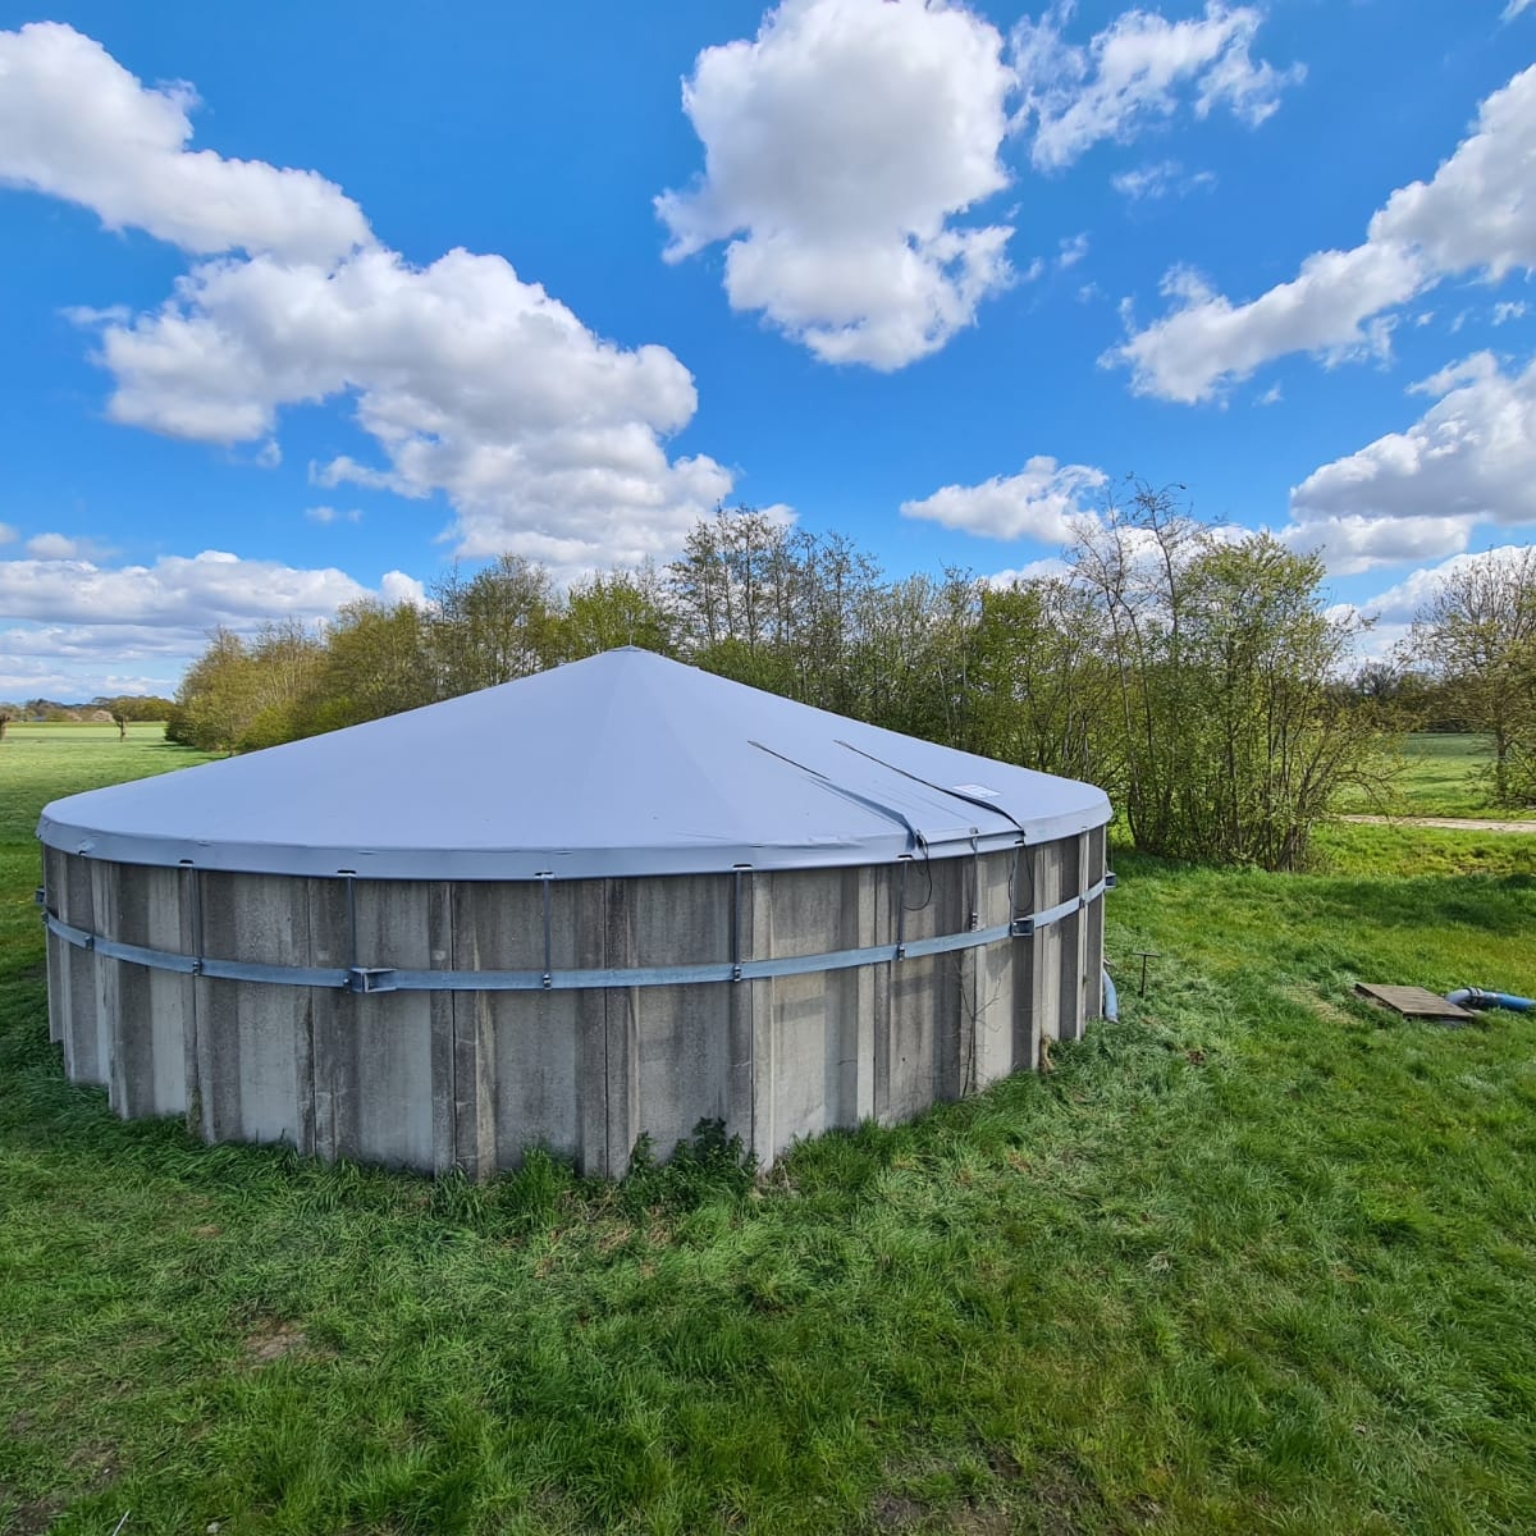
[42,876,1110,996]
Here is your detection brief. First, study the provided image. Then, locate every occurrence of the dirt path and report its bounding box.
[1338,814,1536,834]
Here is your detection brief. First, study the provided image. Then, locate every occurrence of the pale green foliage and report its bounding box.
[170,623,326,753]
[167,499,1391,866]
[1072,486,1384,869]
[1408,547,1536,807]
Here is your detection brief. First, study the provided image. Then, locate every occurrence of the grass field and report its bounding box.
[3,733,1536,1533]
[1356,733,1536,821]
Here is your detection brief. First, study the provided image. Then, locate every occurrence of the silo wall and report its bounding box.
[42,827,1109,1178]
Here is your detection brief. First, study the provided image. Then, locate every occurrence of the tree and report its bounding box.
[1071,484,1384,869]
[1408,548,1536,805]
[428,556,561,697]
[964,576,1110,782]
[294,600,436,735]
[564,568,674,659]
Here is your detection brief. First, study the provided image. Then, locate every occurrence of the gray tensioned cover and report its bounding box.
[38,647,1111,880]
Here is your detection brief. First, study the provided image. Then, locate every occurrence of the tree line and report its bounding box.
[171,486,1454,870]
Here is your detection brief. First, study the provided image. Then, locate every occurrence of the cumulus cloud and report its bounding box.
[1110,63,1536,401]
[0,523,15,545]
[3,23,734,572]
[0,22,368,263]
[1336,546,1536,665]
[901,455,1108,542]
[90,250,734,570]
[0,550,427,697]
[1293,351,1536,524]
[656,0,1017,369]
[23,532,116,559]
[1014,1,1301,172]
[1282,513,1481,577]
[1280,351,1536,573]
[0,549,405,626]
[983,555,1071,586]
[1493,300,1529,324]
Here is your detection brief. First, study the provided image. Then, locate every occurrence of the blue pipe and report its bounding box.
[1102,968,1119,1021]
[1446,988,1535,1013]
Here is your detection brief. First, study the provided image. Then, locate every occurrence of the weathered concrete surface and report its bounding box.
[43,837,1109,1178]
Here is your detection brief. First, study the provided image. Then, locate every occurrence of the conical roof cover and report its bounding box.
[39,648,1110,880]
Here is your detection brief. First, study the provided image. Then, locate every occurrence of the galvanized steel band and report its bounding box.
[42,875,1111,995]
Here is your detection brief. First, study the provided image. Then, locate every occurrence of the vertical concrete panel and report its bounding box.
[452,882,582,1172]
[90,862,120,1106]
[727,870,765,1166]
[886,857,963,1122]
[973,850,1020,1090]
[111,864,191,1118]
[59,854,104,1086]
[851,865,878,1124]
[1035,844,1065,1046]
[306,877,351,1162]
[195,872,310,1149]
[630,874,732,1162]
[1057,835,1087,1043]
[43,847,67,1047]
[576,881,611,1178]
[603,880,642,1177]
[1084,827,1107,1019]
[347,881,436,1169]
[757,866,865,1160]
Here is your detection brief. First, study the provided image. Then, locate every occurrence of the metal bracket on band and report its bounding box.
[42,875,1109,995]
[1007,876,1111,939]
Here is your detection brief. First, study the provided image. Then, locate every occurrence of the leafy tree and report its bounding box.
[428,556,561,697]
[293,600,436,735]
[1408,547,1536,805]
[964,576,1110,782]
[1071,484,1383,869]
[564,568,674,659]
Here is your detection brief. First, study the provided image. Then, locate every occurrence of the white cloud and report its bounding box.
[656,0,1016,370]
[1343,546,1536,633]
[1112,241,1427,403]
[0,549,384,626]
[1,27,736,574]
[380,571,428,608]
[1057,232,1090,269]
[305,505,362,525]
[1282,513,1481,577]
[0,523,15,545]
[983,555,1071,586]
[0,622,208,660]
[24,532,114,559]
[901,455,1108,542]
[1014,1,1301,172]
[0,549,424,698]
[0,22,368,263]
[1293,352,1536,525]
[1255,382,1283,406]
[1493,300,1529,324]
[1110,63,1536,401]
[1281,351,1536,573]
[1507,0,1534,19]
[1111,158,1215,200]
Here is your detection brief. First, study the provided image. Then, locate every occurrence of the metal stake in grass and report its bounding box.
[1132,950,1160,997]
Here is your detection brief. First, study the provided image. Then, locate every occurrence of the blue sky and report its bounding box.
[0,0,1532,698]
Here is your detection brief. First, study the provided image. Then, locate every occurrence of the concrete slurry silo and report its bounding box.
[38,648,1114,1178]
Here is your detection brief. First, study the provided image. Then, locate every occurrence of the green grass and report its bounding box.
[4,742,1536,1532]
[1352,733,1536,821]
